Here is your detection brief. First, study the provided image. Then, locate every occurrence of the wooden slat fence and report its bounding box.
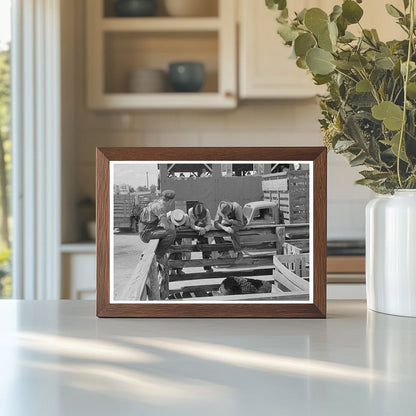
[120,223,310,301]
[262,170,309,224]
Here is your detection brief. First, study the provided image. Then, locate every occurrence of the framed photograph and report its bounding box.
[96,147,327,318]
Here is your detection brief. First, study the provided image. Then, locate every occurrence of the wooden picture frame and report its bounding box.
[96,147,327,318]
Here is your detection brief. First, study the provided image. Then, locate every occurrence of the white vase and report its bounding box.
[366,190,416,317]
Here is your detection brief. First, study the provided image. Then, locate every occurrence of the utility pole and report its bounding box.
[146,172,149,189]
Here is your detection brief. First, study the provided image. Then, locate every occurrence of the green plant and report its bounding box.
[266,0,416,193]
[0,247,11,298]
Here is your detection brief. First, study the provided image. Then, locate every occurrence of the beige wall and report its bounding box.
[61,0,374,243]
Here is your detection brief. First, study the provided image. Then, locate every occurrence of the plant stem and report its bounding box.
[397,0,415,188]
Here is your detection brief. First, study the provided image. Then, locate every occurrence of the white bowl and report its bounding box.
[164,0,217,17]
[128,68,167,93]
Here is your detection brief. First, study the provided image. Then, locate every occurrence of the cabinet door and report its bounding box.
[239,0,325,99]
[239,0,404,99]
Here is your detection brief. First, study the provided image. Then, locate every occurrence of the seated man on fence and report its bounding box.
[139,190,176,264]
[167,209,191,275]
[214,201,246,263]
[188,202,213,273]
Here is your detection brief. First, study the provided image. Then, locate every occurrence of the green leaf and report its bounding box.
[385,4,404,18]
[339,31,356,43]
[333,60,352,70]
[350,151,368,167]
[371,29,380,42]
[336,15,348,36]
[360,170,391,180]
[375,55,395,70]
[277,23,298,43]
[318,27,334,52]
[350,54,368,70]
[296,57,308,69]
[313,74,332,85]
[296,8,307,23]
[334,139,355,152]
[304,8,329,35]
[306,48,335,75]
[407,82,416,99]
[383,132,409,162]
[342,0,364,24]
[403,0,410,10]
[372,101,404,131]
[294,33,316,58]
[330,5,342,22]
[356,79,372,92]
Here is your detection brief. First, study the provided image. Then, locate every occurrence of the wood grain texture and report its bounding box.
[96,147,327,318]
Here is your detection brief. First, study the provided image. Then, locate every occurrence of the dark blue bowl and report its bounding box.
[114,0,158,17]
[168,62,205,93]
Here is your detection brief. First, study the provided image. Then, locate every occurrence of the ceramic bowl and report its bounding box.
[128,68,167,93]
[114,0,158,17]
[168,62,205,92]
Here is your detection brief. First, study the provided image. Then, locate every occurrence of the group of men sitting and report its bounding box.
[138,189,246,271]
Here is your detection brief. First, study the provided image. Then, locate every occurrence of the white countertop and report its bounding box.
[0,300,415,415]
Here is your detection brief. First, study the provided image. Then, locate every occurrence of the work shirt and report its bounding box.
[188,208,212,232]
[140,199,171,225]
[214,202,245,229]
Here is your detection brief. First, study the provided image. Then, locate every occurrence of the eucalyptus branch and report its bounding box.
[397,0,415,188]
[334,68,358,84]
[358,69,381,104]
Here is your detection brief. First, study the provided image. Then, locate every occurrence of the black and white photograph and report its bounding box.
[110,161,312,303]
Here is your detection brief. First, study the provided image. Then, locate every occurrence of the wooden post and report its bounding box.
[276,226,285,254]
[147,258,160,300]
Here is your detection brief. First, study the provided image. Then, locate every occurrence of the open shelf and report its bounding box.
[101,17,221,32]
[104,31,218,94]
[87,0,236,109]
[103,0,219,18]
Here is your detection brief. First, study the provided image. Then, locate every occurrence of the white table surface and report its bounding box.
[0,300,415,416]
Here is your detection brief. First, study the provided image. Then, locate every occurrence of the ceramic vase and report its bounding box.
[366,190,416,317]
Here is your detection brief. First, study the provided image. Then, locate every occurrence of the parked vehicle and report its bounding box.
[243,201,279,225]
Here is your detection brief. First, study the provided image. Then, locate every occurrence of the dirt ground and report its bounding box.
[113,232,146,300]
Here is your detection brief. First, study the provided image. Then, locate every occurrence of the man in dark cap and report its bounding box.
[188,202,213,272]
[214,200,245,263]
[139,189,176,262]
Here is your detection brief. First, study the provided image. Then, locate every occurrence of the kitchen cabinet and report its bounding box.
[238,0,404,99]
[239,0,325,99]
[86,0,237,109]
[61,245,96,300]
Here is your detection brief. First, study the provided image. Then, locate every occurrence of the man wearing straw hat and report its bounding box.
[188,202,213,272]
[167,209,191,275]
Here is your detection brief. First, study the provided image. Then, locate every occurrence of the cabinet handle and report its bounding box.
[224,91,234,99]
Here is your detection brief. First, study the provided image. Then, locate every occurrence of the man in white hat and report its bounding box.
[167,209,190,275]
[188,202,213,272]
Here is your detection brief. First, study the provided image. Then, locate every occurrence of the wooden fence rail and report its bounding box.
[121,223,310,301]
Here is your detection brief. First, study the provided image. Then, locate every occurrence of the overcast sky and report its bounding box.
[114,163,159,188]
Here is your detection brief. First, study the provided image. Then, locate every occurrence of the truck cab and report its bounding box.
[243,201,279,225]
